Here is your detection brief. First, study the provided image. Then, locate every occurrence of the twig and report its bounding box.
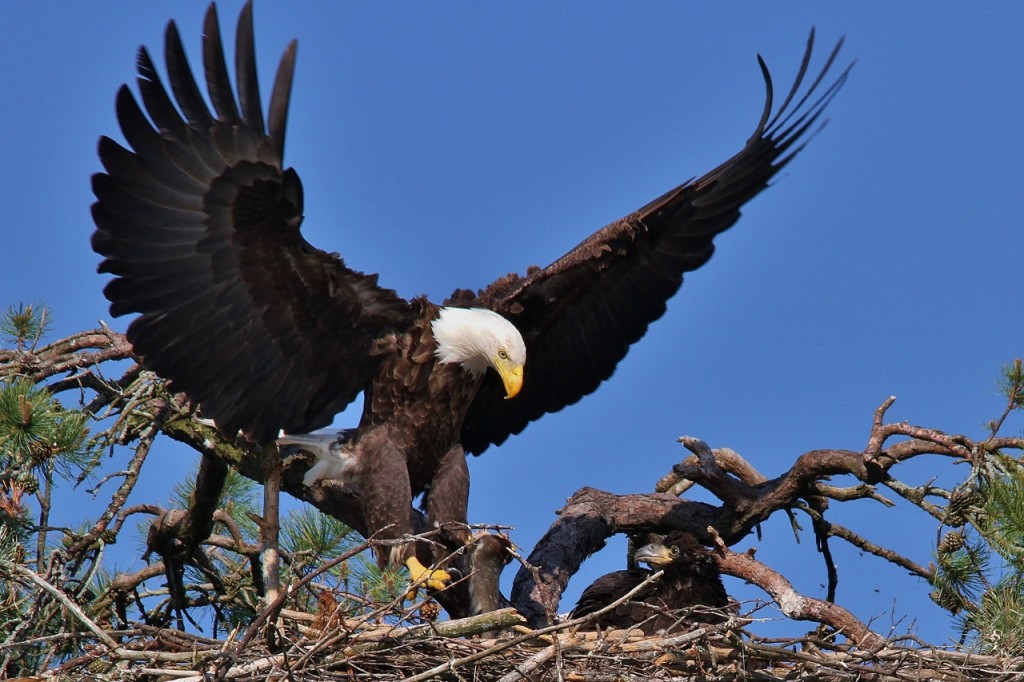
[707,526,885,651]
[66,428,154,558]
[231,533,375,656]
[404,572,667,682]
[881,477,948,520]
[11,564,119,650]
[496,640,563,682]
[824,518,933,580]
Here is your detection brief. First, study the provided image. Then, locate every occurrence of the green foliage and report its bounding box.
[0,302,404,672]
[0,524,25,584]
[931,530,989,614]
[365,565,411,606]
[976,456,1024,566]
[157,463,395,628]
[279,506,403,610]
[172,464,259,513]
[931,360,1024,655]
[965,579,1024,656]
[0,523,49,673]
[999,358,1024,411]
[0,378,93,482]
[0,302,49,351]
[0,359,96,581]
[280,506,394,605]
[282,505,356,564]
[0,354,101,671]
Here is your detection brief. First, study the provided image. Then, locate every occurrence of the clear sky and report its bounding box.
[2,1,1022,645]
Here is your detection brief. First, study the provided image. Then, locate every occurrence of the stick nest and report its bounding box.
[25,598,1024,682]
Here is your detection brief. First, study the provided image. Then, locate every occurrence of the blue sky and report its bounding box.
[2,2,1022,644]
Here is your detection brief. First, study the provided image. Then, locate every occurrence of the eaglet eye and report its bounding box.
[670,546,680,557]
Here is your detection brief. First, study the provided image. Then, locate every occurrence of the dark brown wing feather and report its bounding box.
[460,31,852,454]
[91,2,414,442]
[570,568,654,626]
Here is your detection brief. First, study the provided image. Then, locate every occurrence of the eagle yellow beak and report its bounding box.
[496,362,524,399]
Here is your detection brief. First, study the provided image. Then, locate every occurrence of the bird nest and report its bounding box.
[33,598,1024,681]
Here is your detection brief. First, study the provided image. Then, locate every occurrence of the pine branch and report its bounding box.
[513,397,1023,632]
[65,427,153,559]
[11,564,119,650]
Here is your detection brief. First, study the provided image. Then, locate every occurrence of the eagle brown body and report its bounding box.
[90,2,850,594]
[356,303,483,557]
[571,532,730,634]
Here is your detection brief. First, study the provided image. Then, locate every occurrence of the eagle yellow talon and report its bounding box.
[405,556,451,597]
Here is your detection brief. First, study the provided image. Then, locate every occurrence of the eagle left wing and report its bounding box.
[92,3,416,442]
[460,31,851,454]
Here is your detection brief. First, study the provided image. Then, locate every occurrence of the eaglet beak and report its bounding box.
[634,542,674,567]
[495,361,524,399]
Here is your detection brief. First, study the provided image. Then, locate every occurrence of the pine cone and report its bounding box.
[420,600,442,621]
[938,530,965,554]
[945,485,981,527]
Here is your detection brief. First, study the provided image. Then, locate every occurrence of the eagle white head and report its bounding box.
[432,307,526,399]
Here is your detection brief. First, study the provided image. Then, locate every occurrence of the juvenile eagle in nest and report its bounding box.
[571,532,730,634]
[90,1,850,588]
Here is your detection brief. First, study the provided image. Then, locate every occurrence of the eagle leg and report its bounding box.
[423,444,472,548]
[357,432,417,564]
[405,444,469,600]
[354,428,454,598]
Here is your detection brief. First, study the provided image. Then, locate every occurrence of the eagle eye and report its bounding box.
[498,349,509,360]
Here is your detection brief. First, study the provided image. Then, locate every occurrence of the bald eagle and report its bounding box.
[90,2,849,587]
[571,532,730,634]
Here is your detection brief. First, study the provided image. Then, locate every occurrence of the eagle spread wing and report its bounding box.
[93,1,849,458]
[91,4,415,442]
[460,32,851,454]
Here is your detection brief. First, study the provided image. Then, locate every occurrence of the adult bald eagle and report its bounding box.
[571,532,730,634]
[91,2,849,586]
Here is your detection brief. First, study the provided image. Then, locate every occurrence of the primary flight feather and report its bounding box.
[91,2,850,587]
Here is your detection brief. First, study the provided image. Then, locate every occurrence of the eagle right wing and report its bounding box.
[461,31,852,454]
[91,3,415,442]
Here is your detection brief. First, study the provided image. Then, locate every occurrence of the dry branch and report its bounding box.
[707,527,885,651]
[513,406,1023,637]
[6,321,1024,679]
